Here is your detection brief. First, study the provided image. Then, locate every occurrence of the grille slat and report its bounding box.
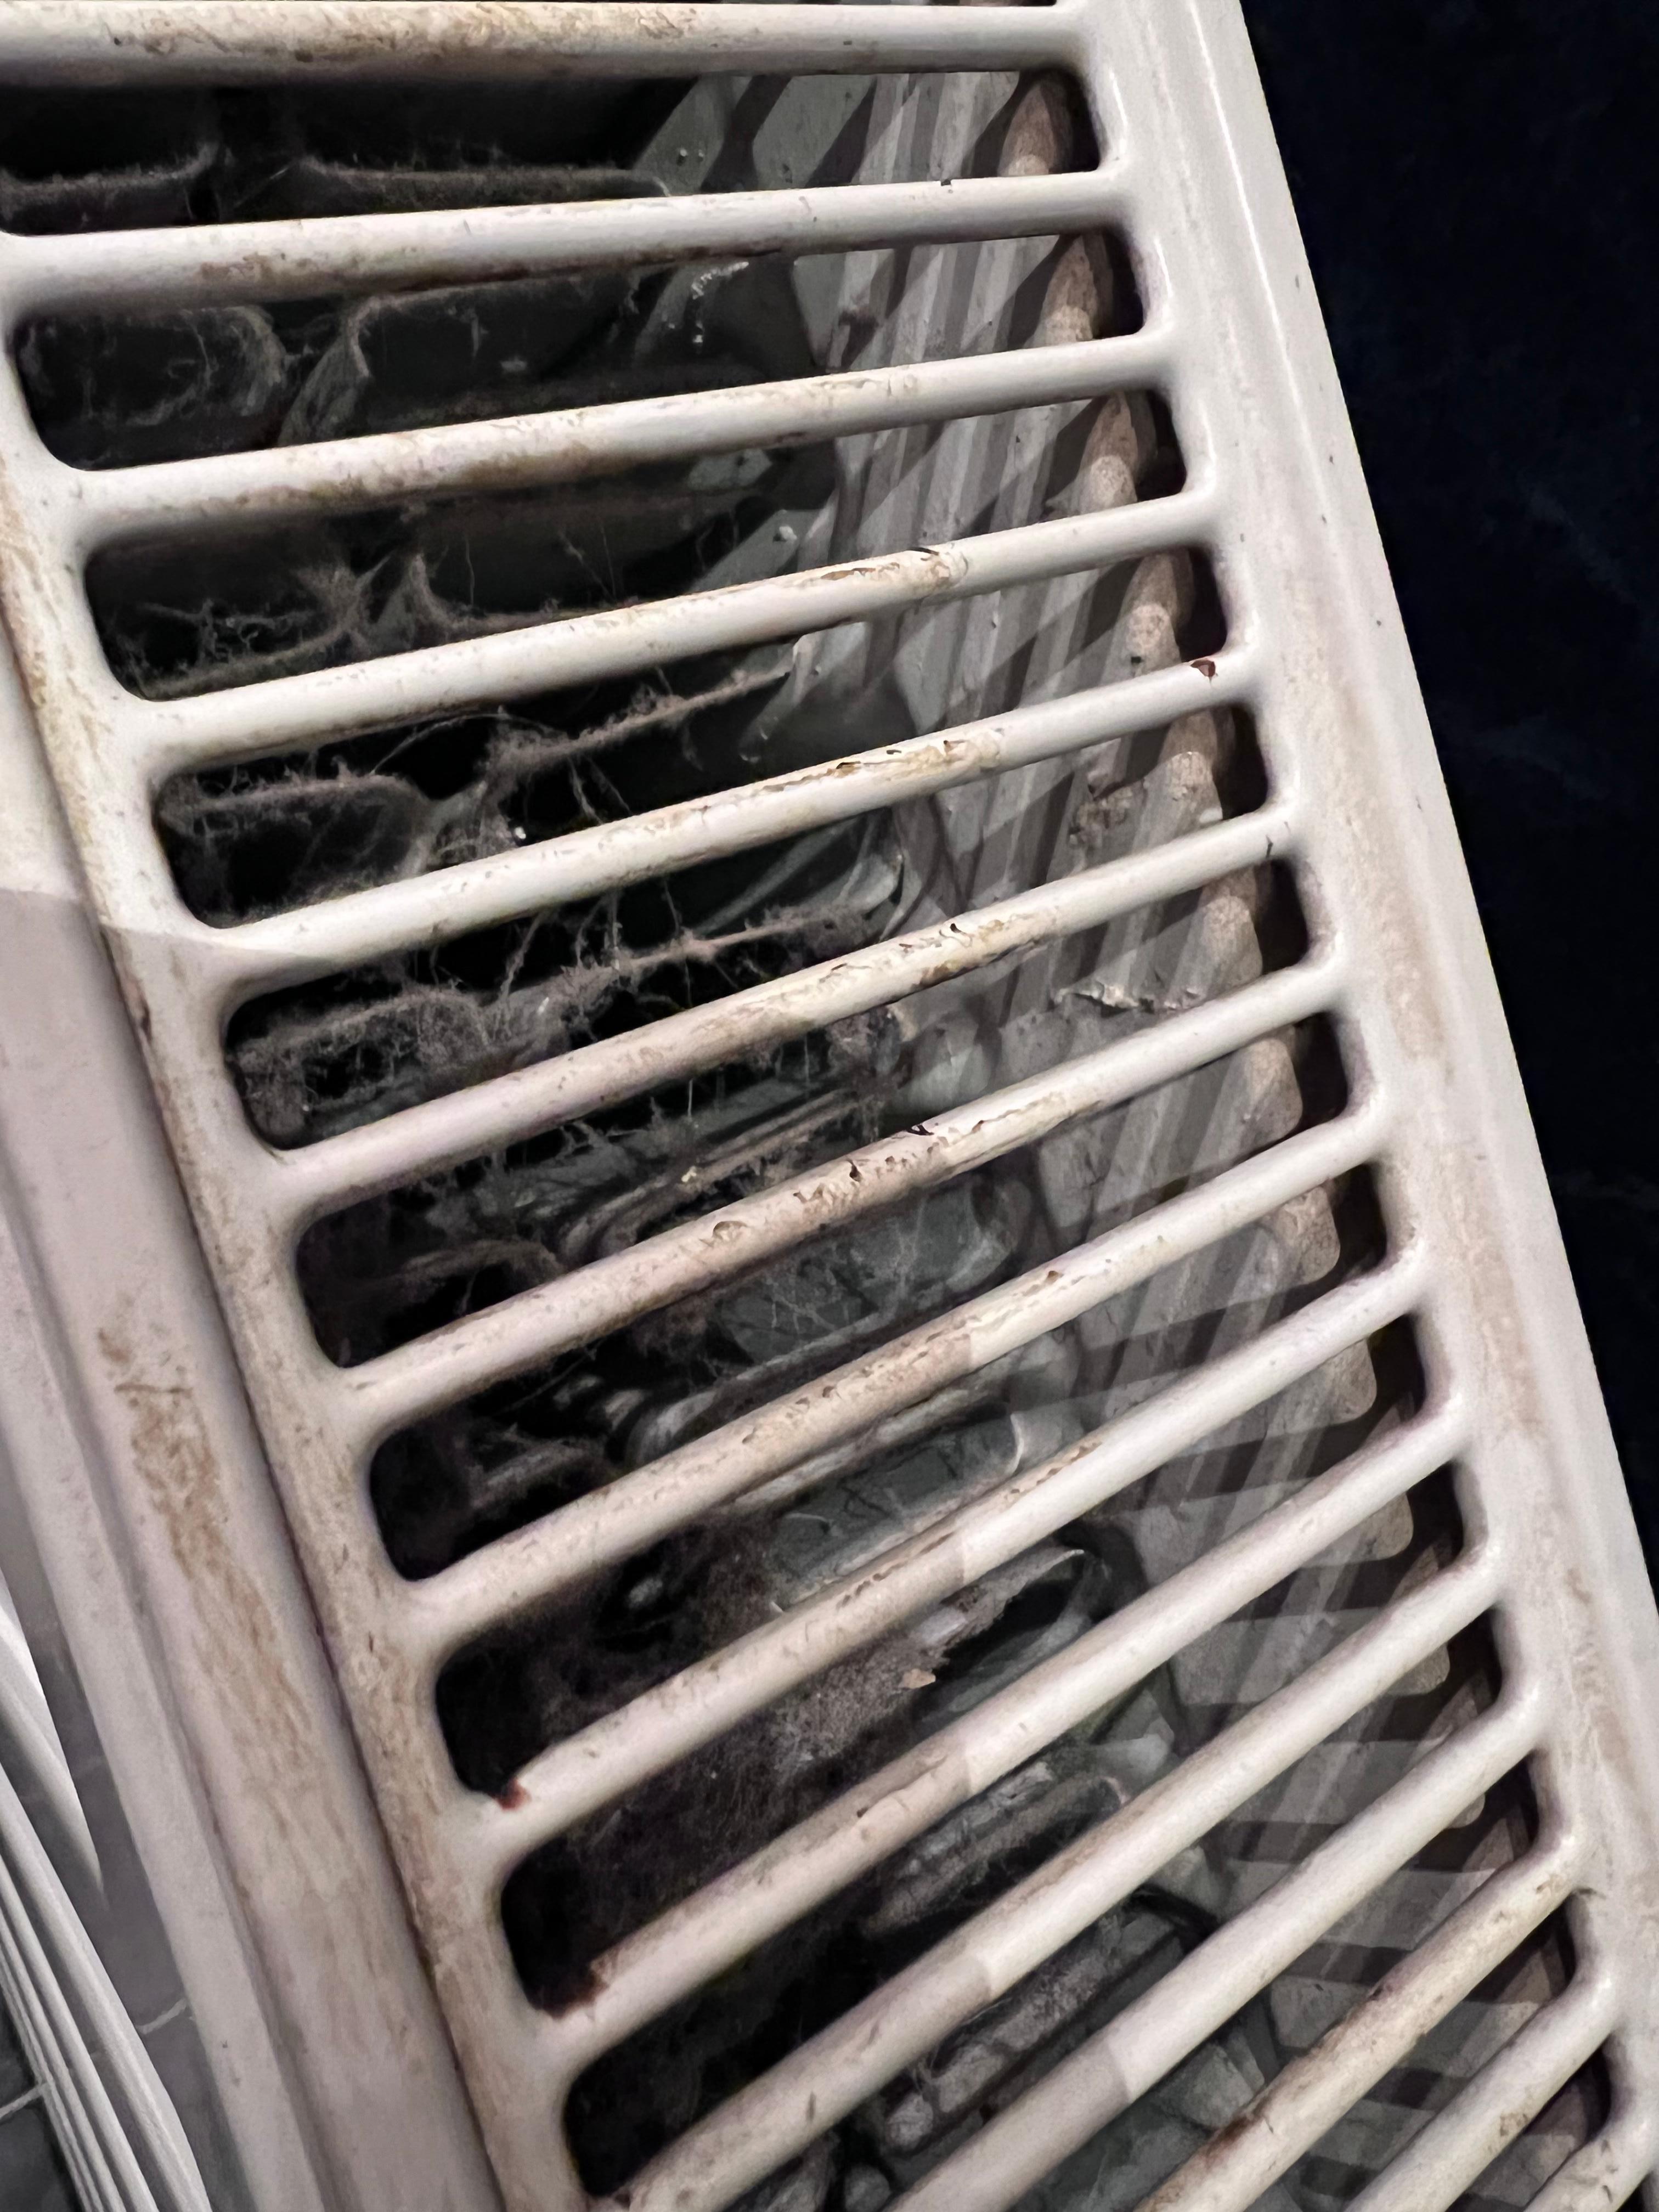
[1133,1844,1585,2212]
[3,10,1658,2212]
[340,956,1336,1437]
[507,1406,1466,2069]
[5,172,1128,317]
[75,333,1170,540]
[0,4,1077,88]
[461,1256,1419,1859]
[1523,2121,1656,2212]
[890,1741,1573,2212]
[596,1559,1516,2212]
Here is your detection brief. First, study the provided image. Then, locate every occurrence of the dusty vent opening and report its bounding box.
[219,592,1230,1166]
[352,992,1330,1581]
[94,382,1169,703]
[554,1592,1532,2205]
[151,358,1174,934]
[294,865,1307,1373]
[447,1162,1399,1811]
[30,224,1130,470]
[0,69,1087,241]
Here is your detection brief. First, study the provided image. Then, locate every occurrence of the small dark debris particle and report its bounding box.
[497,1776,529,1810]
[1192,657,1217,680]
[540,1954,609,2016]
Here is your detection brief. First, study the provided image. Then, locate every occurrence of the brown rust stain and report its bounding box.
[96,1319,326,1859]
[538,1951,610,2019]
[94,1314,467,2068]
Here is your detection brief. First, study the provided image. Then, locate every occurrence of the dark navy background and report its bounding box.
[1239,2,1659,1568]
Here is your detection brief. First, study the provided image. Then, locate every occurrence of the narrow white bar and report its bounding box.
[0,1758,211,2212]
[891,1723,1566,2212]
[597,1547,1508,2212]
[420,1101,1379,1654]
[1346,1972,1622,2212]
[0,1902,121,2212]
[472,1252,1420,1868]
[2,172,1127,320]
[136,489,1218,776]
[342,955,1337,1441]
[275,802,1290,1223]
[534,1402,1466,2071]
[1134,1845,1586,2212]
[0,3,1076,86]
[74,334,1170,548]
[0,1838,162,2212]
[1523,2115,1657,2211]
[222,645,1250,991]
[0,1594,99,1895]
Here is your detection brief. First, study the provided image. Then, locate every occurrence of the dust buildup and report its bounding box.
[229,799,896,1149]
[0,79,689,234]
[10,69,1091,465]
[91,416,834,698]
[557,1493,1509,2210]
[160,650,794,915]
[504,1534,1130,2013]
[69,137,840,699]
[358,1159,1023,1566]
[354,1128,1051,1612]
[21,253,798,465]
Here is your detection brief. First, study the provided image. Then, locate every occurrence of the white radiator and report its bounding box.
[0,7,1656,2211]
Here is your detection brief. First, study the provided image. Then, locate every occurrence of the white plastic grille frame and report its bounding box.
[0,7,1656,2212]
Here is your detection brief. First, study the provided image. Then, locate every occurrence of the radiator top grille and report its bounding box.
[1,9,1657,2212]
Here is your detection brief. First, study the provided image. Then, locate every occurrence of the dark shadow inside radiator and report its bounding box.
[1,67,1092,244]
[226,673,1232,1176]
[357,991,1335,1590]
[93,369,1174,707]
[545,1446,1528,2205]
[436,1158,1392,1799]
[294,854,1306,1376]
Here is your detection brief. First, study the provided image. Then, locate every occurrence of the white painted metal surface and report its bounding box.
[0,1740,211,2212]
[0,5,1656,2212]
